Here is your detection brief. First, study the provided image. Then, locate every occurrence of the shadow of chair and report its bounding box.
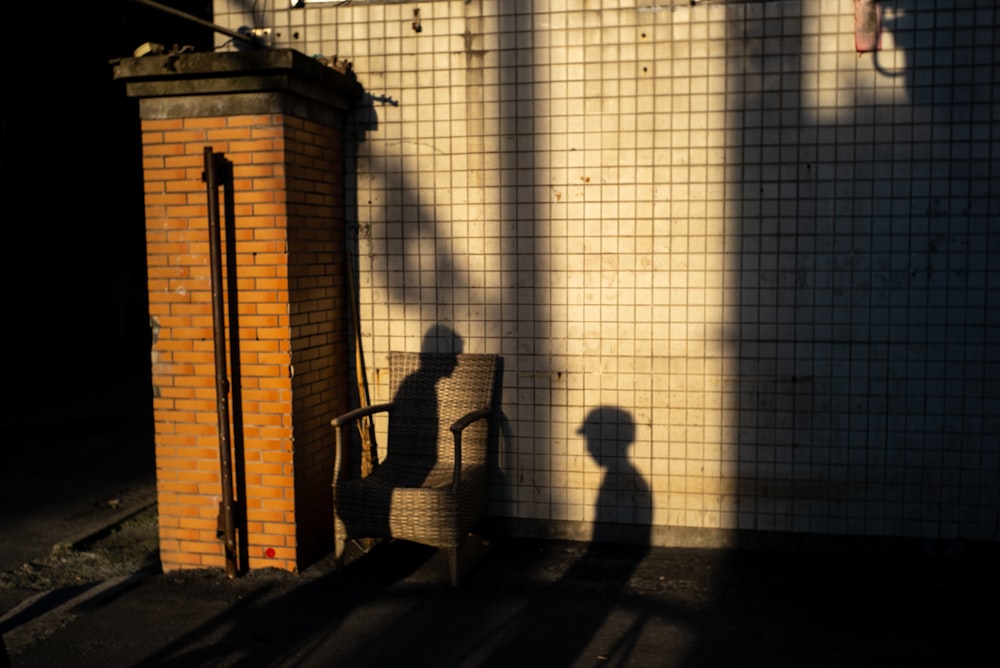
[331,351,500,586]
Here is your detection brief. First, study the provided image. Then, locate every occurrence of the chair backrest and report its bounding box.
[386,351,499,466]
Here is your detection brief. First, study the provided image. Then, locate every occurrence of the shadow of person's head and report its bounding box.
[577,406,635,470]
[421,324,464,354]
[419,324,464,377]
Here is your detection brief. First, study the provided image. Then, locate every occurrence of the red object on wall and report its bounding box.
[855,0,882,52]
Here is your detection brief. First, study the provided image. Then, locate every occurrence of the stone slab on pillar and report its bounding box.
[114,49,362,573]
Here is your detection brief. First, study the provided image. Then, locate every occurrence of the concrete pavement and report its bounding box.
[0,373,156,610]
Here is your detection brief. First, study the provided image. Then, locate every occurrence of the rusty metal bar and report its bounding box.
[129,0,261,48]
[204,147,238,579]
[221,154,249,576]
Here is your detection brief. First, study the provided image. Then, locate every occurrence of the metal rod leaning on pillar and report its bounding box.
[129,0,262,49]
[221,151,249,576]
[204,147,239,579]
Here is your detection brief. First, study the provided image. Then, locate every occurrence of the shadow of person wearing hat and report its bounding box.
[482,406,652,666]
[579,406,652,549]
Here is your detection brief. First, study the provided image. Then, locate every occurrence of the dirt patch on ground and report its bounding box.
[0,506,159,593]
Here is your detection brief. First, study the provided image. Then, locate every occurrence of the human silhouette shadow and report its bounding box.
[582,407,653,548]
[480,406,652,666]
[376,324,463,487]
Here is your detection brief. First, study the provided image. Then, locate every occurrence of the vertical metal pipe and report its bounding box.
[204,147,238,579]
[221,156,249,575]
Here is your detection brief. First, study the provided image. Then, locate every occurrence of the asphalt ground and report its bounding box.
[4,533,998,667]
[2,374,997,667]
[0,373,157,578]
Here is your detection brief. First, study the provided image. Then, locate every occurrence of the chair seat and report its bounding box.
[365,456,461,489]
[337,462,487,548]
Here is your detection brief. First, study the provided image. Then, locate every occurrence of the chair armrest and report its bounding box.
[332,402,392,481]
[450,406,493,435]
[332,402,392,428]
[449,406,493,490]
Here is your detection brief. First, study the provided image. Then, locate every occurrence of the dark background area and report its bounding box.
[1,0,213,402]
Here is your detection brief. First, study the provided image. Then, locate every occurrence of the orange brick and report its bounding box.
[143,141,188,156]
[239,164,278,178]
[144,193,189,207]
[207,127,253,142]
[225,114,274,127]
[248,123,282,137]
[185,142,229,156]
[162,129,209,144]
[145,118,184,130]
[184,117,227,129]
[165,179,206,193]
[165,154,204,169]
[179,540,217,555]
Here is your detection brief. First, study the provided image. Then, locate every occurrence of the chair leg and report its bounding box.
[447,546,460,587]
[334,536,347,572]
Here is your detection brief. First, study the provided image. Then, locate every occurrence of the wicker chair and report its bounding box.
[331,351,500,586]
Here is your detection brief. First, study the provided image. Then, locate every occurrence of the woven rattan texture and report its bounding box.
[333,352,499,578]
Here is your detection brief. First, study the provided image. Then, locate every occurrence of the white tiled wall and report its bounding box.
[213,0,999,544]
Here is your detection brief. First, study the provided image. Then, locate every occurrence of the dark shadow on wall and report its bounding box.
[343,93,465,346]
[863,0,998,541]
[726,0,997,544]
[342,90,382,470]
[687,1,998,663]
[725,0,812,538]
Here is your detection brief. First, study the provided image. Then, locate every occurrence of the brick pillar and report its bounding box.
[114,50,362,573]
